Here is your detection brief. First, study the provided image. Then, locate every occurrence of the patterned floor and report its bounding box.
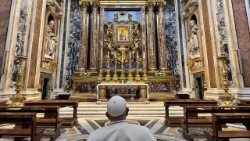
[0,118,249,141]
[54,118,187,141]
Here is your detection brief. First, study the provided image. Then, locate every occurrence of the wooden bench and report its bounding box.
[238,99,250,106]
[0,106,61,140]
[183,106,250,140]
[25,100,79,127]
[164,99,217,126]
[206,113,250,141]
[0,112,43,141]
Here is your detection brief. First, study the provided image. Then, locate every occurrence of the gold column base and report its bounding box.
[9,94,26,108]
[139,86,147,102]
[219,94,235,107]
[98,86,107,101]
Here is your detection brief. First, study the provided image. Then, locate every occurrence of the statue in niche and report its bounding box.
[47,20,55,35]
[47,36,57,57]
[188,20,199,57]
[133,23,140,37]
[187,41,194,60]
[46,19,57,58]
[105,22,113,37]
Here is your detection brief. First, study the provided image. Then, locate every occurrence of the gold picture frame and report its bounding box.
[117,27,129,42]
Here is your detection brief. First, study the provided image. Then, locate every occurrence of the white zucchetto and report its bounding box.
[107,96,127,117]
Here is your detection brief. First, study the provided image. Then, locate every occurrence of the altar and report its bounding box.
[69,0,174,102]
[97,83,149,101]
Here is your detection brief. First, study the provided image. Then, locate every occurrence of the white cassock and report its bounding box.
[87,120,157,141]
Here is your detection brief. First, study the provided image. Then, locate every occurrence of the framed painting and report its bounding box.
[117,27,129,42]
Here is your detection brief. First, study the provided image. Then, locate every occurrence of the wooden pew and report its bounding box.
[164,99,217,126]
[0,106,61,140]
[238,99,250,106]
[25,100,79,127]
[183,106,250,140]
[0,112,43,141]
[206,113,250,141]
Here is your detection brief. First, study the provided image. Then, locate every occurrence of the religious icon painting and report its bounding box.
[117,27,129,42]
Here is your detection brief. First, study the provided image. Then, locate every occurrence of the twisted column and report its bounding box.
[157,1,168,70]
[147,1,157,71]
[78,0,89,70]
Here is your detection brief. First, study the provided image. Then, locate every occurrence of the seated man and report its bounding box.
[87,96,156,141]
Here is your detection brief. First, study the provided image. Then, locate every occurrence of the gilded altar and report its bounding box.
[70,0,174,101]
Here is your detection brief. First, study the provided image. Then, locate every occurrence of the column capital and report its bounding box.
[79,0,89,8]
[156,0,166,8]
[90,0,99,8]
[146,0,155,8]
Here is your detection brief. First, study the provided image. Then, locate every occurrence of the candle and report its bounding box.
[143,51,146,59]
[107,51,109,59]
[136,51,139,59]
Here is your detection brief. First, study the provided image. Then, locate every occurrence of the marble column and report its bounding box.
[157,1,168,70]
[78,0,89,71]
[141,7,147,69]
[89,1,99,71]
[147,1,157,71]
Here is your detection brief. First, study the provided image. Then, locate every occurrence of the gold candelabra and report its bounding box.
[105,52,111,82]
[10,53,28,107]
[98,58,104,82]
[218,53,234,106]
[142,51,148,82]
[112,53,119,82]
[127,52,134,82]
[135,51,141,82]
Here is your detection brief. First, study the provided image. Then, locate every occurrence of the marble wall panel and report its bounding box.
[28,0,43,88]
[201,0,216,88]
[0,0,12,76]
[231,0,250,87]
[165,0,180,90]
[66,0,81,87]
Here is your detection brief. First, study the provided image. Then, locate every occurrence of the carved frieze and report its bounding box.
[182,0,198,19]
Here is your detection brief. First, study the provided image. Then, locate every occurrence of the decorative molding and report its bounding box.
[182,0,198,19]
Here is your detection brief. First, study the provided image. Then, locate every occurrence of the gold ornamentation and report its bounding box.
[218,53,235,106]
[139,85,147,101]
[99,86,106,101]
[10,54,28,107]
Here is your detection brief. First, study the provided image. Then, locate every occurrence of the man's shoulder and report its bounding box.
[125,124,150,131]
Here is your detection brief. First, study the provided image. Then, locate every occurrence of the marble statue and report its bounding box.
[46,20,57,57]
[47,36,57,57]
[47,20,55,34]
[133,23,140,37]
[105,22,113,37]
[189,20,199,57]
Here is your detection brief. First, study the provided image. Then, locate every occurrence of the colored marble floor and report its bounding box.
[1,117,249,141]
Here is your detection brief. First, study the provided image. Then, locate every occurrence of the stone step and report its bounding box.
[59,102,183,118]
